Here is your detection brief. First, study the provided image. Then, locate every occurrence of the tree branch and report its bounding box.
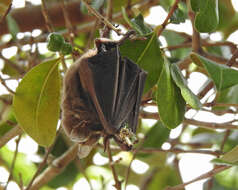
[165,165,230,190]
[0,126,23,148]
[29,143,78,190]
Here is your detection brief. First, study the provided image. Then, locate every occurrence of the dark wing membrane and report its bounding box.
[127,70,147,132]
[87,48,147,132]
[112,57,147,132]
[87,47,120,126]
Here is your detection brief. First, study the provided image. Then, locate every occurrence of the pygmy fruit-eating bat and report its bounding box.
[62,31,147,158]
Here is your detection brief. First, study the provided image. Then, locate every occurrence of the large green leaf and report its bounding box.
[120,32,163,93]
[157,59,186,129]
[193,0,219,32]
[13,59,61,147]
[191,53,238,91]
[170,63,202,110]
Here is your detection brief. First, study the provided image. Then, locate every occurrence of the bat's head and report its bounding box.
[95,38,117,54]
[112,127,138,151]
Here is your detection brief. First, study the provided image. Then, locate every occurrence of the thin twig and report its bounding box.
[165,165,230,190]
[0,126,23,148]
[41,0,54,32]
[81,0,122,35]
[106,140,121,190]
[59,0,75,45]
[101,0,113,37]
[98,144,223,156]
[0,74,15,94]
[0,3,12,24]
[157,0,180,37]
[220,130,231,153]
[140,111,238,130]
[124,138,145,188]
[25,144,55,190]
[28,143,79,190]
[227,48,238,67]
[4,134,22,190]
[25,127,63,190]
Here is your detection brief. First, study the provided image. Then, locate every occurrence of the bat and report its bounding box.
[61,31,147,158]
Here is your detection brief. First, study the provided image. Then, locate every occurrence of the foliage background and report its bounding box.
[0,0,238,190]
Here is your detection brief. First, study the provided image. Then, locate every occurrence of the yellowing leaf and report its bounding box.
[13,59,61,147]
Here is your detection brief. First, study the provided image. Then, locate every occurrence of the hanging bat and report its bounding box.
[61,32,147,158]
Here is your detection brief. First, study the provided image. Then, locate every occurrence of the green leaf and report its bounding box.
[0,146,37,185]
[6,14,19,40]
[170,7,186,24]
[213,85,238,111]
[204,179,237,190]
[157,59,186,129]
[122,8,152,36]
[219,146,238,165]
[194,0,219,32]
[147,166,182,190]
[170,64,202,110]
[139,121,170,157]
[191,53,238,91]
[215,167,238,189]
[0,107,17,137]
[162,30,191,60]
[190,0,201,12]
[120,32,163,93]
[143,121,170,148]
[13,59,61,147]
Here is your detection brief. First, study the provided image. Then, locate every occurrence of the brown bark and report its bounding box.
[0,1,94,35]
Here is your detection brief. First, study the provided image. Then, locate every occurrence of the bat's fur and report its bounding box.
[62,49,102,145]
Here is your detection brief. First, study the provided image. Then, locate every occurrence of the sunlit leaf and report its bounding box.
[13,59,61,147]
[0,146,37,185]
[157,58,186,129]
[212,146,238,166]
[191,53,238,91]
[203,179,237,190]
[120,32,163,93]
[215,167,238,189]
